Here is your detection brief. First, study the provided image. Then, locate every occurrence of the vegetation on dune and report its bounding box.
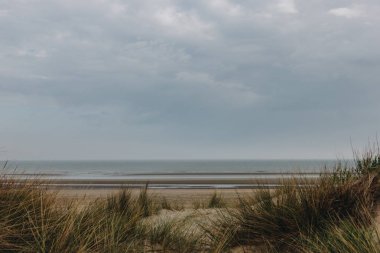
[210,174,379,252]
[0,143,380,252]
[299,218,380,253]
[208,144,380,252]
[207,192,226,208]
[0,176,203,252]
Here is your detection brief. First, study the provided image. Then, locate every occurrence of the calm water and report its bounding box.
[1,160,347,180]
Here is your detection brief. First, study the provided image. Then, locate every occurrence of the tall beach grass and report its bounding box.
[0,144,379,252]
[208,145,380,252]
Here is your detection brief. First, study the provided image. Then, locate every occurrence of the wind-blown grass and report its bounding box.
[299,218,380,253]
[0,144,380,252]
[207,192,226,208]
[0,177,156,252]
[208,151,380,252]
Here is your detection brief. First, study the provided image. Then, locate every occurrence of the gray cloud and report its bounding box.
[1,0,380,159]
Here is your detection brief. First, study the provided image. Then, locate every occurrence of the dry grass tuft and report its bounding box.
[208,149,380,252]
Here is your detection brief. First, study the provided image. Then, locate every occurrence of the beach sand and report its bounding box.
[40,175,318,207]
[54,187,256,208]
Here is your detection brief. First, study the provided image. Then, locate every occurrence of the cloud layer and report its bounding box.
[1,0,380,159]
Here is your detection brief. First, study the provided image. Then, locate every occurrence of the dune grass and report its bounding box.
[207,192,226,208]
[0,177,158,252]
[299,218,380,253]
[0,145,380,252]
[207,148,380,252]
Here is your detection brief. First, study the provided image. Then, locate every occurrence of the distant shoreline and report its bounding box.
[6,172,322,189]
[2,160,343,189]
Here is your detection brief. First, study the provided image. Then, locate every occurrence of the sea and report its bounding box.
[2,159,348,180]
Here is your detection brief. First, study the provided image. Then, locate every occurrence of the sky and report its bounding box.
[0,0,380,160]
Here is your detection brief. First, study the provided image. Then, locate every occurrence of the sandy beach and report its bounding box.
[55,187,255,208]
[4,171,323,209]
[45,175,319,208]
[34,175,281,208]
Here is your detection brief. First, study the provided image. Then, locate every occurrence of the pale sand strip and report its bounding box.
[14,174,320,207]
[49,176,316,207]
[55,188,256,208]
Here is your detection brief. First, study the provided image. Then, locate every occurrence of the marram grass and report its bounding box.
[0,146,379,252]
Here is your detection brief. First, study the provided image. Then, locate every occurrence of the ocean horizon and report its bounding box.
[1,159,351,180]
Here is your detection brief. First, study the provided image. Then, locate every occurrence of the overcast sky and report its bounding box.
[0,0,379,160]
